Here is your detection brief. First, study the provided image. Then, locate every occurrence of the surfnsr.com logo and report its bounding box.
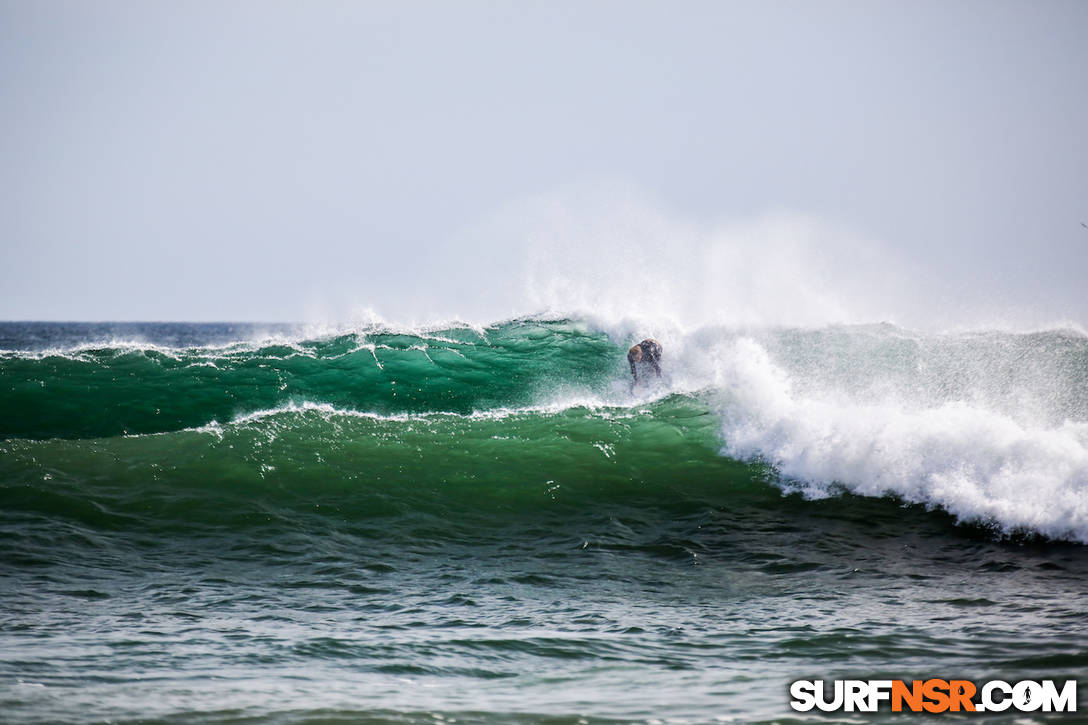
[790,679,1077,713]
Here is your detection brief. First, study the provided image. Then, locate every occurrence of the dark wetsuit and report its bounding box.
[628,339,662,381]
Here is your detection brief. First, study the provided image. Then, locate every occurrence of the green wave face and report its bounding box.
[0,395,970,561]
[0,393,748,507]
[0,320,619,440]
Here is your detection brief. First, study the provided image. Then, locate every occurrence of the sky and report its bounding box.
[1,0,1086,326]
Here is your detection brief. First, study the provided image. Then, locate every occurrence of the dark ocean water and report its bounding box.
[2,319,1087,724]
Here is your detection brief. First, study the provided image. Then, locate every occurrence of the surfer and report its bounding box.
[628,339,662,382]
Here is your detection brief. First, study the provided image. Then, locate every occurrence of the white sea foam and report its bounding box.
[198,394,655,437]
[688,332,1088,542]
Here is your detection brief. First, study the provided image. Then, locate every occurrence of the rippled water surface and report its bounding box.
[2,321,1086,723]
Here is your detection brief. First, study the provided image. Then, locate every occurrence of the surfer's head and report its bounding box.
[640,339,661,363]
[628,339,661,381]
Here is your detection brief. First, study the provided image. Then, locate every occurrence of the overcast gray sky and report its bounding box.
[2,0,1086,325]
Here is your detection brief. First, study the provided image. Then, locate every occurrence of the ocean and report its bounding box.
[2,318,1086,723]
